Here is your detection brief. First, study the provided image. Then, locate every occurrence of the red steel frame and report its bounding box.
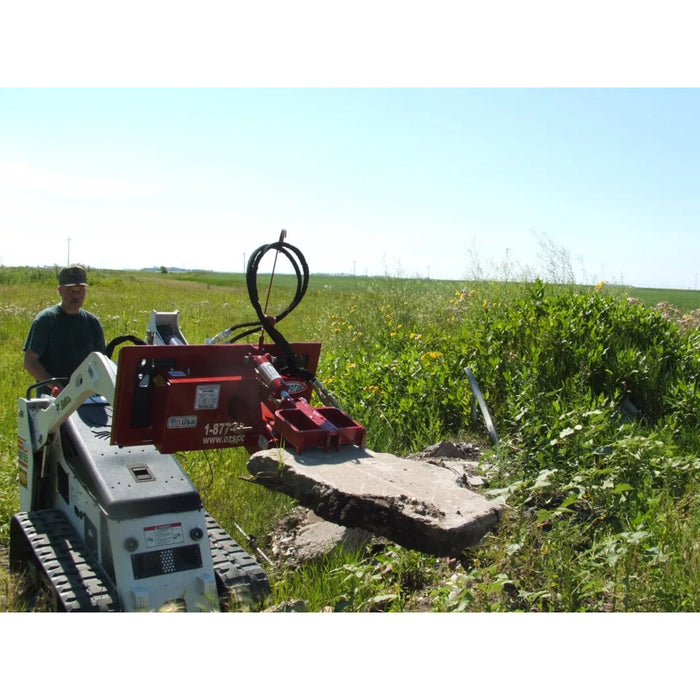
[111,342,365,454]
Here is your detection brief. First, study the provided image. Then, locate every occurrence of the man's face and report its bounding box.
[58,284,87,314]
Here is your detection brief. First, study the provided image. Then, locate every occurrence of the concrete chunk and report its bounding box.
[247,446,504,556]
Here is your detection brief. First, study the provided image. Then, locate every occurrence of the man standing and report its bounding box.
[23,265,106,393]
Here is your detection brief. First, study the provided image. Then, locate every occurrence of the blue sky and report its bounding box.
[1,87,699,289]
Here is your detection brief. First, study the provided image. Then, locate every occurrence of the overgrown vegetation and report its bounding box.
[1,262,698,612]
[318,278,700,611]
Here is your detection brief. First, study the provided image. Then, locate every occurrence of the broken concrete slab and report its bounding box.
[247,445,504,557]
[293,519,369,560]
[271,507,372,565]
[407,441,494,489]
[409,441,483,461]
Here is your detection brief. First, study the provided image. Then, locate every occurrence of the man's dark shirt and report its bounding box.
[24,304,106,381]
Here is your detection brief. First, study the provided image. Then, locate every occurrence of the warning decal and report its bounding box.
[195,384,221,410]
[144,522,184,549]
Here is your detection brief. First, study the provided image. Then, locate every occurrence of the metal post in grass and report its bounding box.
[465,367,499,445]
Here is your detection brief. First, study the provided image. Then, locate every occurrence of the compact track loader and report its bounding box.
[10,234,365,611]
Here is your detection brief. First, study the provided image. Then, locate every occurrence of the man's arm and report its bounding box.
[23,349,63,391]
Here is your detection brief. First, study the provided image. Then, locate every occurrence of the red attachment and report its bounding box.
[111,342,365,455]
[273,402,366,454]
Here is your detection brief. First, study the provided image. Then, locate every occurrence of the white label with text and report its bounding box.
[195,384,221,410]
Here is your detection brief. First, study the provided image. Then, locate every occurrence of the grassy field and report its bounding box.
[630,286,700,312]
[1,265,699,612]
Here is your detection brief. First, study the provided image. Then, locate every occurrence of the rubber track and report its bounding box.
[205,513,270,609]
[10,510,117,612]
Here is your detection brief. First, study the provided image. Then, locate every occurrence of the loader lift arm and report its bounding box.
[23,351,117,453]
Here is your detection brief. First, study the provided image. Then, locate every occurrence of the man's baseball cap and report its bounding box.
[58,265,88,287]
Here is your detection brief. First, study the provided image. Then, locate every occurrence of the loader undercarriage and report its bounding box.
[10,509,117,612]
[10,509,270,612]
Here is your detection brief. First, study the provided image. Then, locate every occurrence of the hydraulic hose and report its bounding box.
[206,236,309,348]
[206,235,311,375]
[245,237,311,378]
[246,239,308,332]
[207,232,342,406]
